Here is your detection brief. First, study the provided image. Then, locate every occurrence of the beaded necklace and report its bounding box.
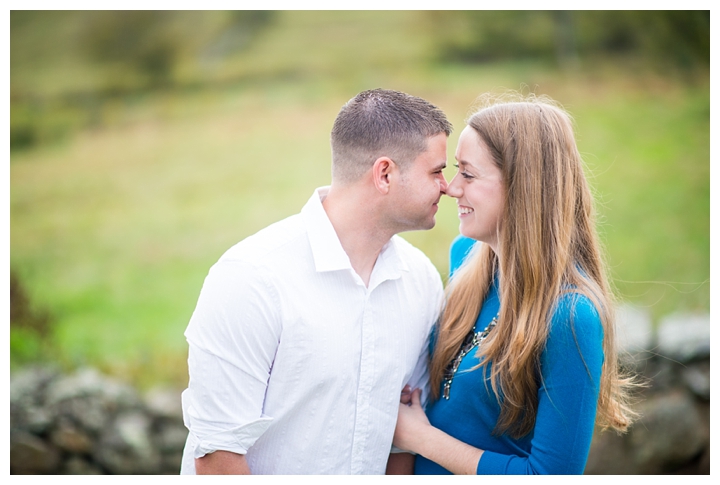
[441,313,499,400]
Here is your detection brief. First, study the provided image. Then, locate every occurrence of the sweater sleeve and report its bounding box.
[476,294,605,474]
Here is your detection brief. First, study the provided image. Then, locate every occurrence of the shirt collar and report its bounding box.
[370,235,409,285]
[301,187,409,280]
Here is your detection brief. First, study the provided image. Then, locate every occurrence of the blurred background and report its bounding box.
[10,7,710,387]
[9,10,710,473]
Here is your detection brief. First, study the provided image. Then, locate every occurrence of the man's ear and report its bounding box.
[372,157,396,194]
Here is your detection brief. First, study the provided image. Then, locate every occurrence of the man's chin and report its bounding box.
[397,221,435,234]
[419,218,436,231]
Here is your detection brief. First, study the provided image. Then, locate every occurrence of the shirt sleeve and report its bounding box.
[477,294,605,475]
[390,331,433,456]
[182,258,282,460]
[391,261,444,454]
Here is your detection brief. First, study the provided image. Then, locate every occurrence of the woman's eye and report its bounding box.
[454,164,473,179]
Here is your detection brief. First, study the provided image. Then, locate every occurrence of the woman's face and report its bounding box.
[447,126,505,253]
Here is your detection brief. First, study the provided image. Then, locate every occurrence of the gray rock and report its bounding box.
[10,430,62,474]
[116,411,155,453]
[144,386,183,420]
[13,406,54,436]
[585,427,638,475]
[52,394,112,434]
[656,313,710,362]
[586,390,707,474]
[628,390,707,473]
[615,304,654,355]
[46,367,140,409]
[160,451,183,474]
[155,420,189,452]
[50,417,94,454]
[682,361,710,401]
[10,366,59,434]
[62,455,105,475]
[46,367,142,434]
[94,411,163,474]
[10,365,59,404]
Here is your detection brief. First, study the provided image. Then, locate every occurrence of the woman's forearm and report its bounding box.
[412,424,484,475]
[394,388,484,474]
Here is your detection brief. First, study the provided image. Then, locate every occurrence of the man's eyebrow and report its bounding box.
[432,161,447,171]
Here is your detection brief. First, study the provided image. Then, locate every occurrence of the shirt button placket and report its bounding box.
[350,288,375,474]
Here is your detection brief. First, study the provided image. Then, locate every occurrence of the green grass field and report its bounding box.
[10,12,709,388]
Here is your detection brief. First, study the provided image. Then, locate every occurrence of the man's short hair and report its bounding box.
[330,89,453,183]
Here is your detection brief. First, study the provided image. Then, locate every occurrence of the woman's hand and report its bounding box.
[393,387,432,454]
[400,384,412,405]
[394,387,485,474]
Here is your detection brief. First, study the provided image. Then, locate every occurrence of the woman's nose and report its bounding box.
[445,173,463,199]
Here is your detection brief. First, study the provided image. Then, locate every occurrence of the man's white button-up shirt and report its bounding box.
[180,187,444,474]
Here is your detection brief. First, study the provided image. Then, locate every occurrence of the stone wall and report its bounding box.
[584,309,710,474]
[10,308,710,474]
[10,367,187,475]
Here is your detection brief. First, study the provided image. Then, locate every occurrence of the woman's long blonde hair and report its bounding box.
[429,93,637,438]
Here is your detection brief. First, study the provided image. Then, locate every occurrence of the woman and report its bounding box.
[392,94,637,474]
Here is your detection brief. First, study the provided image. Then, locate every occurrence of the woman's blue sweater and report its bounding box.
[415,236,604,475]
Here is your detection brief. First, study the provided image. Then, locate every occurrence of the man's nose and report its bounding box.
[439,173,449,194]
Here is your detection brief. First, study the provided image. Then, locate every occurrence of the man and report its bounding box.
[180,89,452,474]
